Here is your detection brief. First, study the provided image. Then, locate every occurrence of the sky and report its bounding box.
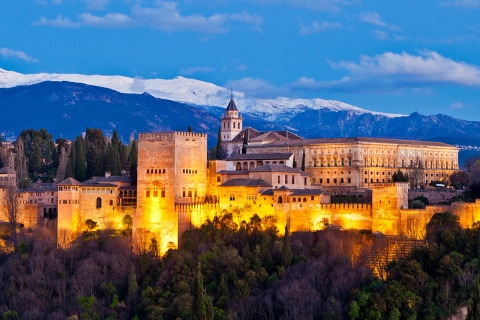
[1,0,480,120]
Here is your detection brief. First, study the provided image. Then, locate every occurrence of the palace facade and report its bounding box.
[2,97,475,254]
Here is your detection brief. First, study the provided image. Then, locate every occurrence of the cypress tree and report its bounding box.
[128,140,138,186]
[187,126,193,132]
[241,130,248,154]
[64,156,73,179]
[281,224,292,268]
[192,262,214,320]
[69,141,76,178]
[301,149,306,171]
[75,136,87,182]
[215,127,224,160]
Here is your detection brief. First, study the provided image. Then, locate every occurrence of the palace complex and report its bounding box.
[2,97,480,253]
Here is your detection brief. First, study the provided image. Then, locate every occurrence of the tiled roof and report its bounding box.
[217,170,249,175]
[228,128,304,144]
[261,188,323,196]
[58,178,81,186]
[225,153,292,161]
[221,178,272,187]
[81,176,131,185]
[0,167,15,174]
[248,137,456,148]
[250,164,308,174]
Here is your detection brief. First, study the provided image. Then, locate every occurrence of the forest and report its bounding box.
[0,212,479,319]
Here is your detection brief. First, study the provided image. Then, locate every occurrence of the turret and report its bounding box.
[221,93,242,142]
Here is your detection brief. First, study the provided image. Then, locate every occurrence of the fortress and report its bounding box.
[2,97,480,253]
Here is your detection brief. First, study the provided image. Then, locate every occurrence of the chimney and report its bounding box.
[105,171,111,178]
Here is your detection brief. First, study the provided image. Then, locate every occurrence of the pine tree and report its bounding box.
[281,224,292,268]
[192,262,214,320]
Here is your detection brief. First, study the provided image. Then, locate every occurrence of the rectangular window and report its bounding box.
[348,178,351,183]
[153,190,158,197]
[334,178,337,184]
[320,179,323,184]
[217,176,221,182]
[311,196,314,200]
[161,190,165,197]
[146,190,150,197]
[110,200,113,206]
[327,179,330,184]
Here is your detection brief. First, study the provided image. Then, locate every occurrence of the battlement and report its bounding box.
[139,131,207,141]
[319,203,372,210]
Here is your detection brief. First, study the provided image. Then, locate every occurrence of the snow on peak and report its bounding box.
[0,68,404,120]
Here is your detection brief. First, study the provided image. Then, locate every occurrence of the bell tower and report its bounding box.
[221,91,242,142]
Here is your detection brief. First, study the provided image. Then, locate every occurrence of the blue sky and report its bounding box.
[1,1,480,120]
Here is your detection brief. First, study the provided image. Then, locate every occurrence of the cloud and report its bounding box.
[0,48,39,62]
[84,0,110,11]
[449,102,465,109]
[299,21,342,34]
[34,0,62,5]
[179,67,214,75]
[225,77,289,98]
[359,12,400,31]
[287,0,349,11]
[442,0,480,8]
[289,51,480,93]
[34,1,262,33]
[33,15,80,27]
[372,30,388,40]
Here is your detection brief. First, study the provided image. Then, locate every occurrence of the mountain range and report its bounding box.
[1,68,480,156]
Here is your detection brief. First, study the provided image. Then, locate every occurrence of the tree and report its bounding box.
[187,126,193,132]
[85,219,97,231]
[450,170,468,188]
[467,277,480,320]
[0,185,21,247]
[242,130,248,154]
[192,262,214,320]
[75,136,87,182]
[301,149,306,171]
[392,170,408,182]
[215,127,225,160]
[128,140,138,186]
[470,160,480,185]
[281,225,292,268]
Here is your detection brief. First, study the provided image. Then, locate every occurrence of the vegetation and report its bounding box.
[1,211,480,319]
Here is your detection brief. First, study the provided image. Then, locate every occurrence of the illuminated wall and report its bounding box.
[135,131,207,254]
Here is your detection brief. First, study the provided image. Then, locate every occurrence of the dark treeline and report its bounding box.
[1,212,480,319]
[0,128,138,186]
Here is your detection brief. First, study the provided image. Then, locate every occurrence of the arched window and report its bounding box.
[96,197,102,208]
[285,175,288,184]
[278,196,283,204]
[303,197,307,202]
[233,122,236,129]
[293,198,296,202]
[278,175,280,183]
[236,162,242,170]
[238,123,241,129]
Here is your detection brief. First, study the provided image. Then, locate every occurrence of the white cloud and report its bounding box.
[179,67,214,75]
[33,15,80,27]
[33,1,262,33]
[359,12,400,31]
[373,30,388,40]
[34,0,62,5]
[0,48,39,62]
[449,102,465,109]
[225,77,289,98]
[80,13,130,28]
[442,0,480,8]
[287,0,348,11]
[299,21,342,34]
[290,51,480,93]
[84,0,110,11]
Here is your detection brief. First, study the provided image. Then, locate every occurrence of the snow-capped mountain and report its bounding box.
[0,68,404,122]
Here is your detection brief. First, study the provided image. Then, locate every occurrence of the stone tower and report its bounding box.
[134,131,207,253]
[220,93,242,142]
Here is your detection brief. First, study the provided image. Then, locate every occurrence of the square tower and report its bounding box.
[134,131,207,252]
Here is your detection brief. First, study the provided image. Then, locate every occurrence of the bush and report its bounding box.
[409,200,426,209]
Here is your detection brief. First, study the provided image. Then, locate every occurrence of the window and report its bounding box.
[327,179,330,184]
[303,198,307,202]
[217,176,221,183]
[304,177,307,185]
[109,200,113,206]
[161,190,165,197]
[285,175,288,184]
[311,196,314,200]
[154,190,158,197]
[278,175,281,184]
[146,190,150,197]
[348,178,351,183]
[96,197,102,208]
[292,176,295,184]
[230,194,235,201]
